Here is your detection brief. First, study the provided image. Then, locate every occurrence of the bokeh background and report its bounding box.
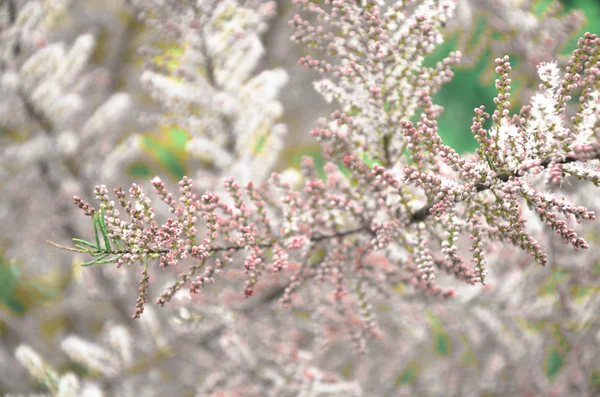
[1,0,600,395]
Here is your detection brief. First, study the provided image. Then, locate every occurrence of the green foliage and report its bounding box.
[0,254,58,315]
[591,370,600,392]
[538,267,570,296]
[569,285,595,303]
[542,325,572,381]
[544,347,565,381]
[0,259,28,314]
[140,126,189,180]
[253,133,269,154]
[61,209,126,267]
[561,0,600,50]
[127,162,153,179]
[395,361,418,385]
[383,100,391,113]
[425,311,451,356]
[283,146,326,180]
[308,247,326,266]
[422,0,596,155]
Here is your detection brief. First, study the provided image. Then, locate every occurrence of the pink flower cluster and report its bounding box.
[68,2,600,347]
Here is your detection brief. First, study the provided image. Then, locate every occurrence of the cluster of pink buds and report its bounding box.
[62,4,600,360]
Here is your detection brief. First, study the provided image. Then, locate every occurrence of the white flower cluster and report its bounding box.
[127,0,289,186]
[3,1,600,396]
[492,59,600,172]
[0,0,135,276]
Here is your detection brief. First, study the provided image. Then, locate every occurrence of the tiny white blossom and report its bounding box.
[537,61,561,91]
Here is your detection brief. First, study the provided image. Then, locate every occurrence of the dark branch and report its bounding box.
[410,152,600,224]
[50,151,600,265]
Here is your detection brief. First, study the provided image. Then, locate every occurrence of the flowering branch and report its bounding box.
[48,1,600,336]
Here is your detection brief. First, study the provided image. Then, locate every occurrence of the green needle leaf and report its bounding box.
[88,249,110,257]
[81,253,109,267]
[93,214,101,248]
[75,244,94,252]
[99,208,111,251]
[94,255,123,265]
[72,238,99,249]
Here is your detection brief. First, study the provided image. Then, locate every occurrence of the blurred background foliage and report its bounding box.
[3,0,600,391]
[126,0,600,184]
[0,253,61,315]
[116,0,600,386]
[429,0,600,153]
